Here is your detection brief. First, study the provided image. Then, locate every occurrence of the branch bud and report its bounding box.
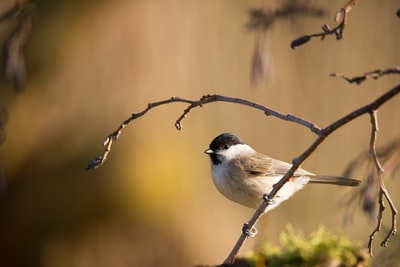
[290,35,311,49]
[334,10,342,22]
[322,24,331,33]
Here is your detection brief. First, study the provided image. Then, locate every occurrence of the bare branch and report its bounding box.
[87,95,322,169]
[223,84,399,264]
[291,0,357,49]
[86,96,194,169]
[341,138,400,229]
[330,67,400,85]
[366,111,398,256]
[367,110,384,256]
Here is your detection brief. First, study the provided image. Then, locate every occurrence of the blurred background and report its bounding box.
[0,0,399,266]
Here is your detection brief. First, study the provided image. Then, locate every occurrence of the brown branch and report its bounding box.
[367,110,384,256]
[368,110,398,256]
[340,138,400,228]
[223,84,399,264]
[330,67,400,85]
[366,111,398,255]
[86,97,194,169]
[379,185,398,245]
[87,95,322,169]
[291,0,357,49]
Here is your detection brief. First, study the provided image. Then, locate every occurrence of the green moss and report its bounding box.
[245,225,369,267]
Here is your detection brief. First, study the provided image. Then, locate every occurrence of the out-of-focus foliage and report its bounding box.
[341,138,400,223]
[0,0,34,91]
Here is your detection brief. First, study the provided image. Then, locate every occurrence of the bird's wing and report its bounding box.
[236,152,275,177]
[271,159,314,176]
[237,152,313,178]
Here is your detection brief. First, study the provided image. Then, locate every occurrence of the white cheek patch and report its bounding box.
[222,144,255,160]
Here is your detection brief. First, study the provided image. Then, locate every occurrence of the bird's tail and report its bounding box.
[309,175,361,187]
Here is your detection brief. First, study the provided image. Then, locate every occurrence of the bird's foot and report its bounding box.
[242,223,258,237]
[263,194,277,206]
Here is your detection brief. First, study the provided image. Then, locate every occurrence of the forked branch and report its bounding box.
[367,111,398,256]
[291,0,358,48]
[87,95,321,170]
[331,67,400,85]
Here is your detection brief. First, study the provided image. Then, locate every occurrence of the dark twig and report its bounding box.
[87,95,322,169]
[291,0,357,49]
[86,97,194,169]
[330,67,400,85]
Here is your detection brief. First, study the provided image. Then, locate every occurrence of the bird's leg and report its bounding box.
[242,222,258,237]
[263,194,277,206]
[242,195,277,237]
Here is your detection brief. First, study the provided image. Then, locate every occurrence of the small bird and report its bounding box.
[205,133,361,213]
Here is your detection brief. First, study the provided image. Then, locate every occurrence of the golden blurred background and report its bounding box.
[0,1,399,266]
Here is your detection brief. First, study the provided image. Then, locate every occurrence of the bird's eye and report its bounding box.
[223,144,229,149]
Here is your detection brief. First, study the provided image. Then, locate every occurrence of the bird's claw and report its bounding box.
[242,223,258,237]
[263,194,277,206]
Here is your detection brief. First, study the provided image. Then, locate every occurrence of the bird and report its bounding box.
[205,132,361,213]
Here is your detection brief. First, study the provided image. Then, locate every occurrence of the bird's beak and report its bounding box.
[204,149,214,155]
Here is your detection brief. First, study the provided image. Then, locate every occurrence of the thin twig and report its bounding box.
[340,138,400,226]
[366,111,398,256]
[330,67,400,85]
[87,95,322,169]
[291,0,358,48]
[380,184,398,246]
[86,97,194,169]
[367,110,384,256]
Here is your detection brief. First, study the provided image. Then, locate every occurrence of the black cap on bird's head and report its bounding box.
[208,132,246,152]
[205,133,246,164]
